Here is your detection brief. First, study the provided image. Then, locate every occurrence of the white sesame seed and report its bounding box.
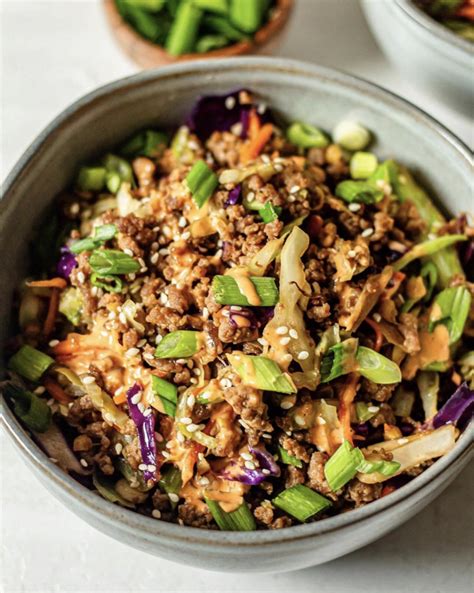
[48,339,59,347]
[152,509,162,519]
[180,417,192,425]
[347,249,357,258]
[257,102,267,114]
[118,312,127,325]
[246,191,255,202]
[257,337,269,346]
[316,416,327,425]
[241,452,253,461]
[125,347,140,358]
[202,307,209,320]
[115,443,123,455]
[244,461,256,470]
[361,228,374,238]
[178,216,187,228]
[280,336,291,346]
[282,353,293,363]
[261,154,270,164]
[262,469,271,475]
[230,122,243,136]
[373,313,382,322]
[150,252,159,264]
[348,202,361,212]
[80,459,88,467]
[238,419,250,429]
[34,386,46,395]
[289,185,300,194]
[176,358,187,365]
[131,392,141,405]
[198,476,210,486]
[276,326,288,335]
[275,164,283,172]
[225,96,236,109]
[294,415,306,427]
[169,493,180,503]
[143,352,154,361]
[176,432,185,443]
[82,375,96,385]
[230,305,242,311]
[187,423,199,433]
[77,271,85,284]
[398,438,409,445]
[289,329,298,339]
[219,378,232,389]
[155,334,163,344]
[123,248,134,257]
[147,464,156,472]
[262,433,272,440]
[138,464,147,471]
[182,231,192,241]
[193,368,201,377]
[70,202,80,215]
[143,408,153,417]
[280,400,294,410]
[297,350,309,361]
[368,406,380,413]
[187,395,196,407]
[162,451,170,459]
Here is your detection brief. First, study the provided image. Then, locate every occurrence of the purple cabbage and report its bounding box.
[126,383,157,482]
[219,446,280,486]
[56,246,77,279]
[399,422,415,436]
[433,382,474,429]
[225,184,242,207]
[354,423,369,438]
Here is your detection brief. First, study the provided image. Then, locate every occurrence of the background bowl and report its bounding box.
[1,57,473,573]
[360,0,474,116]
[103,0,293,68]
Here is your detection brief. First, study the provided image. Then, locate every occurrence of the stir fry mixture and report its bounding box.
[415,0,474,41]
[4,90,474,531]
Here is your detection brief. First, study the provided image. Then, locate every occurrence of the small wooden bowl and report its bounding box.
[103,0,293,69]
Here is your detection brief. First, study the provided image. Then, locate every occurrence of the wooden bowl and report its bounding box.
[103,0,293,69]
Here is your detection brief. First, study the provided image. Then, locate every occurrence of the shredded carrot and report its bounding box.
[365,318,383,352]
[338,373,359,445]
[381,484,396,498]
[451,370,462,386]
[240,109,273,163]
[247,108,261,139]
[27,278,67,289]
[381,271,405,300]
[43,288,59,337]
[43,376,73,405]
[113,391,127,405]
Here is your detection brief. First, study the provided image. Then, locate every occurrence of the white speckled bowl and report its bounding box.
[361,0,474,115]
[1,58,473,573]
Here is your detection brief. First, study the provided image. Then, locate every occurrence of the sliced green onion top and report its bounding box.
[260,202,282,224]
[212,275,279,307]
[420,261,438,302]
[70,224,117,254]
[205,498,256,531]
[59,287,84,326]
[350,152,378,180]
[227,353,297,394]
[333,120,371,151]
[186,160,219,208]
[8,345,54,383]
[287,122,329,149]
[393,234,467,272]
[355,346,402,384]
[120,129,168,158]
[165,1,202,56]
[355,402,379,423]
[229,0,265,33]
[320,339,359,383]
[356,458,401,477]
[154,330,200,359]
[76,166,106,192]
[3,383,51,433]
[92,471,134,509]
[335,180,383,204]
[89,249,140,276]
[151,375,178,417]
[158,465,182,508]
[196,34,228,53]
[429,285,471,344]
[103,154,134,190]
[90,273,123,293]
[273,484,331,522]
[279,446,303,468]
[203,15,249,41]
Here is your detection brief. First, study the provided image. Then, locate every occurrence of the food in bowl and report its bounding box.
[115,0,278,55]
[414,0,474,41]
[3,89,473,532]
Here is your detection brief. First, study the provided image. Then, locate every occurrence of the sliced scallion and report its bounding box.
[393,234,467,271]
[356,346,401,384]
[196,34,228,53]
[154,330,200,359]
[151,375,178,417]
[212,275,279,306]
[350,151,378,179]
[203,15,249,41]
[186,160,219,208]
[4,383,51,432]
[205,498,256,531]
[229,0,265,33]
[165,2,202,56]
[103,154,134,191]
[89,249,140,276]
[356,458,400,477]
[324,440,361,491]
[260,202,282,224]
[8,345,54,382]
[320,339,359,383]
[279,446,303,468]
[428,285,471,344]
[227,353,297,394]
[273,484,331,522]
[90,273,124,293]
[120,129,168,158]
[287,122,329,149]
[420,261,438,302]
[70,224,117,254]
[335,180,383,204]
[76,166,106,192]
[333,120,371,151]
[158,465,182,508]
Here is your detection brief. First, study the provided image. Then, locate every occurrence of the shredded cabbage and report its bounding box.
[416,371,439,421]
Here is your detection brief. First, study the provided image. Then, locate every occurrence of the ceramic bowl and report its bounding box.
[360,0,474,115]
[102,0,293,68]
[1,57,473,573]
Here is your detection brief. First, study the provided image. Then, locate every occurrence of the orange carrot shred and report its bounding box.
[43,376,72,405]
[43,288,59,337]
[365,318,383,352]
[241,123,274,164]
[27,278,67,289]
[338,373,359,445]
[381,484,396,498]
[113,391,127,405]
[248,108,261,140]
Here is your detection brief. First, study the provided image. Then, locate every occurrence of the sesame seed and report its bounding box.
[162,451,170,459]
[147,464,156,472]
[289,185,300,194]
[82,375,96,385]
[368,406,379,413]
[128,273,136,281]
[373,313,382,322]
[238,419,250,430]
[169,493,180,503]
[225,96,236,109]
[241,452,253,461]
[261,154,270,164]
[176,432,185,443]
[108,311,117,319]
[138,464,147,471]
[150,252,159,264]
[244,461,256,470]
[119,312,127,325]
[289,329,298,339]
[77,271,85,284]
[187,423,199,433]
[176,358,187,365]
[70,202,80,215]
[48,339,59,347]
[262,433,272,440]
[361,228,374,238]
[152,509,162,519]
[80,459,88,467]
[294,415,306,427]
[230,122,243,136]
[276,326,288,335]
[219,378,232,389]
[348,203,361,212]
[297,350,309,361]
[262,469,271,475]
[198,476,210,486]
[143,408,153,417]
[34,386,46,395]
[143,352,154,361]
[280,400,294,410]
[115,443,123,455]
[155,334,163,344]
[347,249,356,258]
[193,368,201,377]
[230,305,242,311]
[398,438,409,445]
[180,417,192,425]
[246,191,255,202]
[257,337,269,346]
[202,306,209,320]
[282,353,293,363]
[178,216,187,228]
[131,392,141,405]
[316,417,327,425]
[126,347,140,358]
[182,232,192,241]
[275,164,283,172]
[280,336,291,346]
[123,248,134,257]
[257,102,267,114]
[136,339,147,348]
[187,395,196,407]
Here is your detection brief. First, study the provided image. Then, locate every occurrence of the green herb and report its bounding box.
[59,287,84,325]
[154,330,200,359]
[151,375,178,417]
[90,273,124,293]
[212,275,279,306]
[70,224,117,254]
[227,353,297,394]
[420,261,438,302]
[429,285,471,344]
[287,121,329,149]
[350,151,378,179]
[8,345,54,382]
[260,202,282,223]
[186,160,219,207]
[120,129,168,158]
[3,383,51,432]
[393,234,467,272]
[158,465,182,508]
[165,1,202,55]
[205,498,256,531]
[335,180,384,204]
[76,166,106,192]
[273,484,331,522]
[355,402,379,422]
[89,249,140,275]
[356,346,402,384]
[279,446,303,468]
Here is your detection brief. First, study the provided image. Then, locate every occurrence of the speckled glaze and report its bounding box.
[361,0,474,115]
[1,58,473,573]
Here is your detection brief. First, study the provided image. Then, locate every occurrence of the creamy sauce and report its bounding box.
[227,353,258,387]
[402,324,450,380]
[180,475,248,514]
[225,267,261,306]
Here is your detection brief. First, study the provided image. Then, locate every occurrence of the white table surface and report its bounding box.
[1,1,473,591]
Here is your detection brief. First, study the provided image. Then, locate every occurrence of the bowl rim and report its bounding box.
[394,0,474,55]
[1,57,473,547]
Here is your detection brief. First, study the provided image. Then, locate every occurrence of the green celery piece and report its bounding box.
[70,224,117,254]
[260,202,282,223]
[428,286,471,344]
[186,160,219,207]
[227,353,297,394]
[206,499,256,531]
[151,375,178,416]
[212,275,279,306]
[103,154,134,184]
[154,330,200,359]
[355,402,379,422]
[59,287,84,326]
[279,446,303,468]
[355,346,402,384]
[165,1,202,55]
[4,383,51,433]
[356,458,400,477]
[90,273,124,293]
[8,345,54,382]
[273,485,331,522]
[420,261,438,302]
[393,234,467,272]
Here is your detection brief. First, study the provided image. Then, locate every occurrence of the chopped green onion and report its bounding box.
[229,0,265,33]
[154,330,200,359]
[335,180,383,204]
[227,353,297,394]
[70,224,117,254]
[89,249,140,275]
[171,126,198,164]
[158,465,182,508]
[356,458,400,477]
[212,275,279,306]
[120,129,168,158]
[196,34,228,53]
[90,273,124,293]
[205,498,256,531]
[8,345,54,382]
[287,122,329,149]
[4,383,51,432]
[103,154,134,193]
[391,387,415,417]
[260,202,282,223]
[350,152,378,179]
[393,234,467,272]
[92,471,134,508]
[420,261,438,302]
[333,120,371,151]
[355,402,379,422]
[76,166,106,192]
[416,371,439,421]
[279,446,303,468]
[151,375,178,417]
[324,440,361,491]
[273,484,331,522]
[59,287,84,326]
[186,160,219,207]
[193,0,228,14]
[320,339,359,383]
[165,2,202,55]
[356,346,402,384]
[203,15,249,41]
[429,286,471,344]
